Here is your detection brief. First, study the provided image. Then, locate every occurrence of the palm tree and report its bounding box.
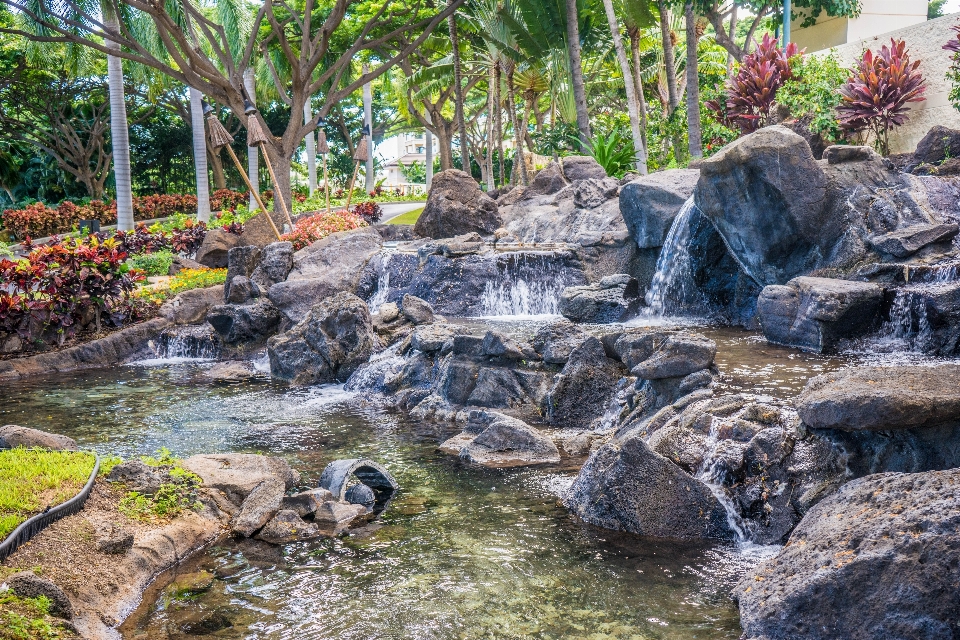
[684,1,702,158]
[600,0,648,173]
[565,0,591,147]
[448,1,471,173]
[657,0,679,115]
[102,7,133,231]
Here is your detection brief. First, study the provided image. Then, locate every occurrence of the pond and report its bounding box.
[0,325,871,640]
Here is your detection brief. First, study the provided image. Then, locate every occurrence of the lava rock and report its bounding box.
[195,228,241,268]
[546,337,624,429]
[868,223,959,258]
[206,302,283,345]
[202,361,259,383]
[4,572,73,619]
[168,255,204,275]
[630,334,717,380]
[313,501,366,533]
[559,275,641,323]
[797,364,960,431]
[562,155,607,181]
[885,282,960,356]
[232,477,285,537]
[619,168,700,249]
[237,211,286,247]
[106,460,164,495]
[822,144,881,164]
[572,177,620,209]
[180,453,300,505]
[280,488,334,517]
[414,170,501,238]
[225,276,259,304]
[268,292,376,385]
[250,241,294,289]
[441,411,560,466]
[531,319,589,364]
[0,425,77,451]
[757,277,884,353]
[523,161,569,198]
[563,431,733,540]
[224,245,262,302]
[160,285,225,325]
[909,125,960,170]
[735,469,960,640]
[410,323,455,353]
[400,294,435,325]
[256,509,322,544]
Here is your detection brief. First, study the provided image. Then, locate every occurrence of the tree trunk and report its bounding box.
[265,144,292,229]
[209,145,227,190]
[103,11,134,231]
[494,62,504,186]
[435,123,454,171]
[243,68,260,211]
[485,63,495,189]
[727,4,738,77]
[304,99,317,195]
[685,3,703,159]
[506,65,529,185]
[425,128,434,190]
[565,0,591,147]
[189,87,211,221]
[362,66,375,192]
[602,0,647,174]
[630,30,650,153]
[658,1,680,116]
[449,4,471,173]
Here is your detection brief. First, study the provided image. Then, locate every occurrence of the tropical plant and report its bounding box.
[280,210,367,251]
[586,130,637,177]
[706,34,800,134]
[129,249,174,277]
[775,53,848,143]
[836,39,926,155]
[944,22,960,113]
[352,201,383,225]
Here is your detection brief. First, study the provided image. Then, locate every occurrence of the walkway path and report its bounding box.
[379,202,425,223]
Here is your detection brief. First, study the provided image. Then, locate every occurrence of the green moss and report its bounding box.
[0,448,96,538]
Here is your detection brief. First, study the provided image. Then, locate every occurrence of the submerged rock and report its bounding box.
[414,170,500,239]
[564,431,733,540]
[559,275,641,323]
[441,411,560,467]
[256,509,321,544]
[280,488,334,517]
[735,469,960,640]
[268,292,376,385]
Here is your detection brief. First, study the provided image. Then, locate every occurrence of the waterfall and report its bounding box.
[643,197,705,317]
[479,253,579,317]
[367,253,393,313]
[154,325,221,360]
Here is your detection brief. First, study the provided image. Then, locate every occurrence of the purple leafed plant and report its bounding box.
[836,39,926,155]
[706,34,802,134]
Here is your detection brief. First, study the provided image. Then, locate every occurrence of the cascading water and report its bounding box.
[153,325,221,360]
[367,252,394,313]
[479,253,581,317]
[642,197,706,318]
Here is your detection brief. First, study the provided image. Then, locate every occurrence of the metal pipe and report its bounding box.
[783,0,791,44]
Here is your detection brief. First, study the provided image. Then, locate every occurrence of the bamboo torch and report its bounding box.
[346,124,371,212]
[244,100,294,230]
[203,102,282,241]
[316,117,331,215]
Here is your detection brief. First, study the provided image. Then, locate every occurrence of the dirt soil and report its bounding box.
[2,480,229,639]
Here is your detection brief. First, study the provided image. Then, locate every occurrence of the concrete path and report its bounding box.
[379,202,425,223]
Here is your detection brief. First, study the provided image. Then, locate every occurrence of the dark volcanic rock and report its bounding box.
[572,177,619,209]
[869,223,959,258]
[909,125,960,170]
[797,364,960,432]
[884,282,960,356]
[523,161,568,198]
[564,431,733,540]
[256,509,321,544]
[106,460,165,495]
[224,245,262,302]
[630,334,717,380]
[619,168,700,249]
[206,302,283,345]
[250,241,294,289]
[561,155,607,181]
[531,319,589,364]
[5,572,73,619]
[414,170,501,239]
[441,411,560,467]
[546,337,624,429]
[225,276,259,304]
[559,274,641,323]
[195,228,241,268]
[757,277,884,353]
[268,292,376,385]
[735,469,960,640]
[400,294,435,325]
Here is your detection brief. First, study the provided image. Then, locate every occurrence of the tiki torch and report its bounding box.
[244,100,294,230]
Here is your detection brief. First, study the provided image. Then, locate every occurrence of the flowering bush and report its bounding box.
[0,236,142,345]
[133,268,227,306]
[706,34,802,134]
[280,211,367,251]
[837,39,926,155]
[351,201,383,224]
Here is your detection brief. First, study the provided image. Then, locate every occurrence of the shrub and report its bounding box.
[0,236,141,344]
[944,22,960,112]
[837,39,926,155]
[129,249,174,277]
[585,130,637,177]
[351,201,383,224]
[280,211,367,251]
[706,34,801,134]
[775,53,849,143]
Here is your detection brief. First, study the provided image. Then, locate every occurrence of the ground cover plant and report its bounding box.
[133,268,227,306]
[0,448,96,538]
[115,448,202,522]
[0,590,77,639]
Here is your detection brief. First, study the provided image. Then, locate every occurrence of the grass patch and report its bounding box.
[387,207,423,225]
[0,591,77,639]
[0,448,96,539]
[115,448,202,522]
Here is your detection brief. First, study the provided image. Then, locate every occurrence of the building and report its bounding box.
[381,131,431,190]
[792,0,928,53]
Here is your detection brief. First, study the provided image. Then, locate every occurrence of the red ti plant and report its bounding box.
[836,39,926,156]
[706,34,802,134]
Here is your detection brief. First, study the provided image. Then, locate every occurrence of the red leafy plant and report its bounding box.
[706,34,802,134]
[351,201,383,224]
[0,236,142,347]
[836,39,926,155]
[279,211,367,251]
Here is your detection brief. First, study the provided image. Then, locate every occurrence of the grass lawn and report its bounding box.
[0,448,97,539]
[387,207,424,225]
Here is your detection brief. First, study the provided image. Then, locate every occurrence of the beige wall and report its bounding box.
[793,0,927,54]
[813,14,960,154]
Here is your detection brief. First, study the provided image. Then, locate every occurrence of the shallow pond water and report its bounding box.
[0,325,902,640]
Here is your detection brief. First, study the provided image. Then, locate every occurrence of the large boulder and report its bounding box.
[908,125,960,170]
[735,469,960,640]
[250,241,294,289]
[619,168,700,249]
[564,431,733,540]
[159,285,225,325]
[268,292,376,385]
[630,333,717,380]
[546,337,624,429]
[180,453,300,505]
[561,155,607,181]
[268,227,382,323]
[757,277,884,353]
[232,477,285,537]
[413,170,501,239]
[206,302,283,345]
[441,411,561,467]
[0,425,77,451]
[237,211,286,247]
[523,161,568,199]
[195,229,241,268]
[797,364,960,432]
[868,223,959,258]
[224,245,262,302]
[559,274,641,323]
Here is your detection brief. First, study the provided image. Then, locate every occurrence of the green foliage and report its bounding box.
[945,23,960,113]
[585,130,637,178]
[133,268,227,306]
[776,53,848,143]
[398,161,426,184]
[0,448,96,538]
[0,591,76,640]
[129,249,174,277]
[530,122,580,157]
[929,0,948,19]
[97,455,122,476]
[116,448,202,522]
[139,446,178,467]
